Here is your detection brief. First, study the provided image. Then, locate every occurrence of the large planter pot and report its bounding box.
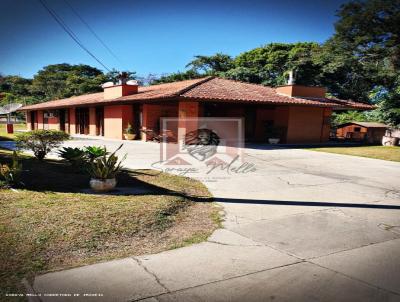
[90,178,117,192]
[124,133,136,140]
[268,138,280,144]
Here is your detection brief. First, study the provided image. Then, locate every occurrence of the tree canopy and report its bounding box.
[0,64,135,107]
[152,0,400,126]
[1,0,399,126]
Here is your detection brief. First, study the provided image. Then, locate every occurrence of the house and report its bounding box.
[19,76,373,144]
[335,121,388,144]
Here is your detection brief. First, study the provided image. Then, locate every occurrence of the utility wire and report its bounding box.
[38,0,111,72]
[62,0,124,69]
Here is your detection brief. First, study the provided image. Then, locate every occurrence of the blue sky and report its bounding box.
[0,0,347,78]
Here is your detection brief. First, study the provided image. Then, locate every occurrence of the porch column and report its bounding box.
[320,108,332,142]
[140,104,163,141]
[178,101,199,143]
[69,108,76,134]
[141,104,149,141]
[104,105,133,140]
[89,107,96,136]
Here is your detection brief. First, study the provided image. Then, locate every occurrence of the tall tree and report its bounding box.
[152,70,202,84]
[30,64,111,100]
[325,0,400,125]
[186,53,234,74]
[224,43,322,86]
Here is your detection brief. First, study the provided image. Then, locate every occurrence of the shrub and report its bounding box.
[87,144,126,180]
[57,147,86,167]
[83,146,108,161]
[0,151,22,188]
[16,130,70,160]
[58,146,108,172]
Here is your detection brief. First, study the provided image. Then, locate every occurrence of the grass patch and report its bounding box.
[168,232,210,250]
[0,150,219,300]
[0,124,26,141]
[308,145,400,162]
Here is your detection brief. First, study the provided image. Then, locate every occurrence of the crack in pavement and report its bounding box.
[131,257,170,293]
[306,236,400,261]
[276,176,349,188]
[246,153,400,194]
[222,225,400,298]
[136,261,304,302]
[378,223,400,235]
[134,259,400,301]
[309,260,400,297]
[225,228,305,261]
[206,239,263,247]
[223,207,333,228]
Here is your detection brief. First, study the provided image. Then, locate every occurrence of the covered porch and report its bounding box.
[25,100,332,144]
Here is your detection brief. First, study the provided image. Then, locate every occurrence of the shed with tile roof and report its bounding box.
[335,121,389,144]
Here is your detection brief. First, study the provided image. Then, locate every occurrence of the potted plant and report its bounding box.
[265,126,285,144]
[87,144,126,192]
[124,123,136,140]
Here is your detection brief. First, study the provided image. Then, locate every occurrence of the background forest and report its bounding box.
[1,0,399,126]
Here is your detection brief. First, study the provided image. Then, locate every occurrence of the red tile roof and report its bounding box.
[20,76,374,111]
[336,121,388,128]
[180,78,374,109]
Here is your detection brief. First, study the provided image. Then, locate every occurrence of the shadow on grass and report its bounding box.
[0,151,213,202]
[0,136,15,142]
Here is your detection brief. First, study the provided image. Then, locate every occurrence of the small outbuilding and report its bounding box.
[335,121,389,144]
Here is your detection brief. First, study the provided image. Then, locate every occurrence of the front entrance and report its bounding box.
[59,109,66,132]
[30,111,38,130]
[43,111,49,130]
[244,106,257,141]
[75,108,89,134]
[133,104,141,138]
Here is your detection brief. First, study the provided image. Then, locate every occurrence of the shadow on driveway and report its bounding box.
[211,197,400,210]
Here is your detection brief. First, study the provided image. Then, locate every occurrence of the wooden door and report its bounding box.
[75,108,89,134]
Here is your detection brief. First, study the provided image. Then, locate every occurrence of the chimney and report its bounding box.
[276,85,327,98]
[275,70,327,98]
[287,70,295,85]
[103,72,139,100]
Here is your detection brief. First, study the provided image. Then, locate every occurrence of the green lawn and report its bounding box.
[308,145,400,162]
[0,123,26,141]
[0,150,220,300]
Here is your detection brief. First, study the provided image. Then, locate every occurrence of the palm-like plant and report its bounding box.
[58,147,85,162]
[87,144,126,180]
[84,146,108,161]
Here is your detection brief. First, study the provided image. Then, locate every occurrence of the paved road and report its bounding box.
[13,138,400,301]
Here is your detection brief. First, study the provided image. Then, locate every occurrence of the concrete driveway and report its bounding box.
[27,138,400,301]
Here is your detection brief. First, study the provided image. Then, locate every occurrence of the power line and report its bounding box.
[62,0,124,69]
[38,0,111,72]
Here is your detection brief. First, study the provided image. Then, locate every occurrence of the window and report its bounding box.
[354,127,361,132]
